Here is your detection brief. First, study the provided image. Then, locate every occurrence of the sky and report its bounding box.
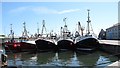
[1,1,119,37]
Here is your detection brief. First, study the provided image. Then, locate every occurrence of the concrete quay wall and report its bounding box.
[99,40,120,54]
[99,44,120,54]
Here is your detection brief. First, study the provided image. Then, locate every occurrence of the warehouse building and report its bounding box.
[106,23,120,40]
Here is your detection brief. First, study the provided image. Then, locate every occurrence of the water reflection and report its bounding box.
[7,51,118,67]
[76,52,100,66]
[37,52,55,65]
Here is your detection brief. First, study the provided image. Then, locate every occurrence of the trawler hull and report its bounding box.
[20,41,36,52]
[5,42,21,52]
[5,41,36,53]
[75,37,99,52]
[35,39,56,52]
[57,39,75,50]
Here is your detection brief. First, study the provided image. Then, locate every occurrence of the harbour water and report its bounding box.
[7,50,119,67]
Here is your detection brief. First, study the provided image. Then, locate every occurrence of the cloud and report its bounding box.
[31,7,58,14]
[10,6,80,14]
[57,9,80,14]
[10,7,29,13]
[32,7,80,14]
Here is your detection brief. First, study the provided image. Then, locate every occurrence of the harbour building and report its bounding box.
[98,29,106,40]
[106,23,120,40]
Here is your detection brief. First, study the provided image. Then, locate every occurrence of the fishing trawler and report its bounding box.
[75,10,99,52]
[57,18,75,51]
[4,24,21,52]
[35,20,57,52]
[5,23,36,53]
[19,22,36,52]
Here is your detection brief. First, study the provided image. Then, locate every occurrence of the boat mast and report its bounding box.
[9,24,14,42]
[10,24,14,37]
[22,22,28,38]
[63,18,68,39]
[78,21,81,36]
[37,22,39,35]
[63,17,67,32]
[41,20,47,36]
[87,9,91,35]
[60,27,63,37]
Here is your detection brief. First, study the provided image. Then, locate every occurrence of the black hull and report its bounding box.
[35,39,56,51]
[57,39,75,50]
[76,37,99,52]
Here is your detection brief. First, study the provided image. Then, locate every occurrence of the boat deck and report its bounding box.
[25,41,36,45]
